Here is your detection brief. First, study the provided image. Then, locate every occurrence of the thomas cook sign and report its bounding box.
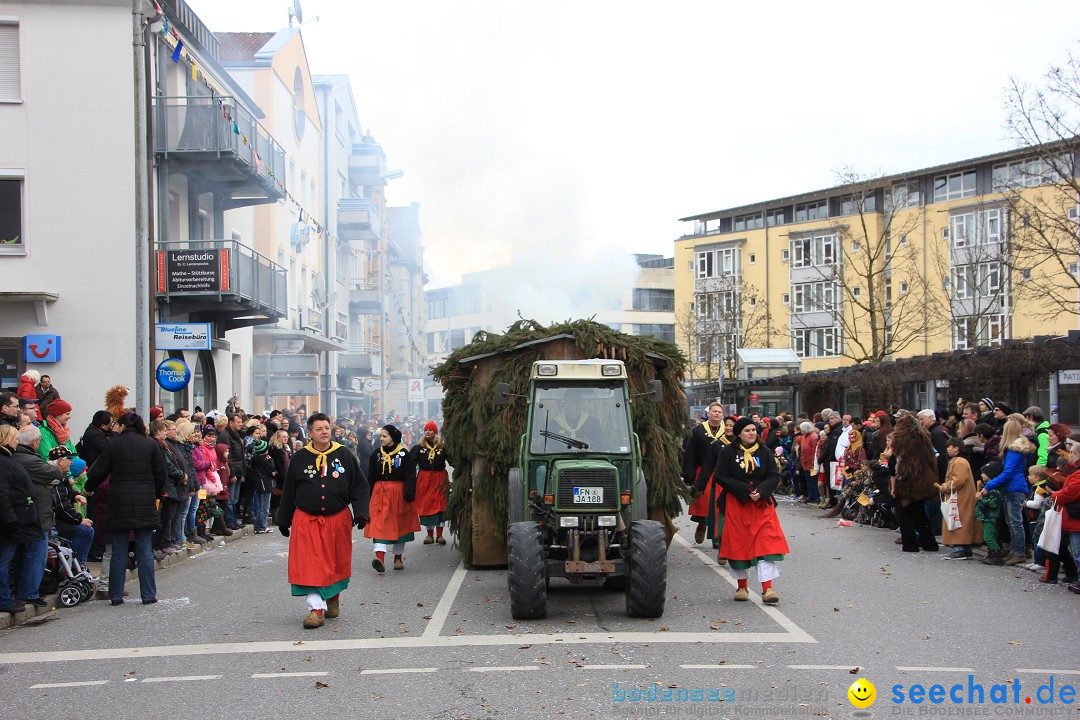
[156,358,192,392]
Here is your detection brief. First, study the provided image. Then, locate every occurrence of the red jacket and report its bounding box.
[1053,467,1080,533]
[798,434,817,471]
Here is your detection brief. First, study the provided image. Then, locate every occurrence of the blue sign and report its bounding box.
[156,358,192,391]
[24,335,61,363]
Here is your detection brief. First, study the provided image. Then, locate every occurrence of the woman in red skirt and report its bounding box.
[412,420,450,545]
[713,417,789,604]
[364,425,420,572]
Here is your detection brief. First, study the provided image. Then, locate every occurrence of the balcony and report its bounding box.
[154,96,286,206]
[339,342,379,377]
[155,239,287,329]
[350,282,382,315]
[349,141,388,188]
[338,198,381,244]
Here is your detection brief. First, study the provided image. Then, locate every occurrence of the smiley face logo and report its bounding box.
[848,678,876,709]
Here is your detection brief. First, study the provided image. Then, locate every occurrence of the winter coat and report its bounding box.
[0,446,43,544]
[269,446,289,491]
[797,433,817,471]
[217,427,246,481]
[983,438,1032,494]
[85,428,166,532]
[51,478,84,533]
[168,438,197,496]
[928,422,950,481]
[982,435,1001,464]
[248,451,276,494]
[192,442,216,487]
[37,424,77,464]
[77,425,110,470]
[942,456,982,546]
[11,444,61,530]
[35,386,59,415]
[888,453,937,507]
[1052,467,1080,533]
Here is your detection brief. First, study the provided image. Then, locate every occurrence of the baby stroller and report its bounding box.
[862,486,898,530]
[38,536,96,607]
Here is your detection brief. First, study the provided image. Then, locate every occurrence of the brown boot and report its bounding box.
[762,588,779,604]
[303,610,324,629]
[733,587,749,601]
[423,534,434,544]
[694,524,706,544]
[393,555,404,570]
[325,595,339,619]
[212,516,233,537]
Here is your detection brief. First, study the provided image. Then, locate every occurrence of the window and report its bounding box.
[292,67,306,143]
[933,169,976,202]
[632,324,675,343]
[791,281,838,313]
[695,290,740,321]
[0,21,20,102]
[900,281,909,294]
[748,296,757,308]
[889,181,920,209]
[781,249,789,262]
[791,327,842,358]
[631,288,675,312]
[851,240,861,253]
[0,175,23,253]
[782,293,790,305]
[992,156,1071,191]
[790,232,839,268]
[952,315,1005,350]
[852,286,860,298]
[795,200,828,223]
[950,266,972,299]
[695,247,740,278]
[733,213,763,232]
[748,253,756,264]
[766,208,788,227]
[949,208,1006,248]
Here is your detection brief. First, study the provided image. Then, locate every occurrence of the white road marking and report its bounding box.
[896,667,975,672]
[142,674,222,683]
[251,671,330,678]
[789,665,864,670]
[360,667,439,675]
[422,562,468,638]
[1016,669,1080,675]
[680,664,757,670]
[467,666,539,672]
[671,533,816,644]
[0,630,814,665]
[579,664,647,670]
[29,680,108,688]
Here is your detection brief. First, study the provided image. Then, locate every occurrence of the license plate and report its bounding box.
[573,487,603,504]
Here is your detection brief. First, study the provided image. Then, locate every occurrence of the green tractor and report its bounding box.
[494,359,668,619]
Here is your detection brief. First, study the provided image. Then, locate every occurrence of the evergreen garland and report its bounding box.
[432,319,689,567]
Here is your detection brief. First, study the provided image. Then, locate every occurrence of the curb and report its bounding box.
[0,524,255,631]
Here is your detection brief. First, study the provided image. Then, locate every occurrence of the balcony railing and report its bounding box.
[155,239,287,322]
[154,96,286,200]
[338,198,381,243]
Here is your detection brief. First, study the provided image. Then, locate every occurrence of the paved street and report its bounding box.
[2,498,1077,720]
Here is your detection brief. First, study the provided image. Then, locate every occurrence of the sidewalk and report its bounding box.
[0,525,255,631]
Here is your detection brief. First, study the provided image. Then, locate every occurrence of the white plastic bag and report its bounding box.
[1038,504,1063,553]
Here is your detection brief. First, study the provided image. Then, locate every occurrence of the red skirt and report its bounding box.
[718,493,790,562]
[688,469,714,519]
[364,480,421,541]
[414,469,448,517]
[288,507,354,588]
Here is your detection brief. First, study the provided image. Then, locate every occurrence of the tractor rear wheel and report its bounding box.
[507,521,547,619]
[625,519,667,618]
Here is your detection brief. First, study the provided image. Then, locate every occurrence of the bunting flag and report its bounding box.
[171,40,183,63]
[191,61,198,81]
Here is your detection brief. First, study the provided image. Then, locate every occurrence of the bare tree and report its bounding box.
[792,170,946,364]
[1003,52,1080,319]
[687,279,780,382]
[673,301,701,383]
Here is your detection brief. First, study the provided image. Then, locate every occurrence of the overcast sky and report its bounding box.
[188,1,1080,290]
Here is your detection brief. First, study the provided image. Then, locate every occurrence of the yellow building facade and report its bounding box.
[675,146,1078,381]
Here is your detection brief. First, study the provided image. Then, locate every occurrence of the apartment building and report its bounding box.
[675,145,1078,385]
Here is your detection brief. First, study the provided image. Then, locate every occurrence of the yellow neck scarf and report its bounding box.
[422,438,442,463]
[738,442,761,473]
[380,443,404,475]
[305,441,343,477]
[703,421,723,442]
[554,411,588,438]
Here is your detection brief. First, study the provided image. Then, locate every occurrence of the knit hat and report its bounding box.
[46,398,72,416]
[980,461,1003,480]
[994,402,1013,415]
[253,439,268,453]
[424,420,438,433]
[48,445,73,460]
[731,417,756,439]
[149,406,163,421]
[383,424,402,444]
[980,397,994,411]
[70,457,86,477]
[202,425,217,436]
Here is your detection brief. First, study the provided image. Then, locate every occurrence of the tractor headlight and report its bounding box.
[536,364,558,376]
[601,364,622,376]
[597,515,617,527]
[558,516,579,528]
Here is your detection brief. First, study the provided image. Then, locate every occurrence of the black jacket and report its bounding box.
[249,451,277,494]
[77,425,110,470]
[218,426,246,481]
[51,479,84,532]
[713,442,781,507]
[269,446,289,491]
[928,422,950,481]
[367,444,416,502]
[85,428,166,531]
[412,441,450,472]
[11,444,61,531]
[821,422,844,468]
[277,444,370,532]
[0,447,43,544]
[682,422,725,480]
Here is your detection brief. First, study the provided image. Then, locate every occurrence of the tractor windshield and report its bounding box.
[529,381,632,455]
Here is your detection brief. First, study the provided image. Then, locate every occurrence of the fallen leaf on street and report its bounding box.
[315,681,329,689]
[849,667,860,674]
[293,641,303,646]
[1007,641,1022,646]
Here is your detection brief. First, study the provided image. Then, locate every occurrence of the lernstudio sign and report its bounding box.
[155,323,211,351]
